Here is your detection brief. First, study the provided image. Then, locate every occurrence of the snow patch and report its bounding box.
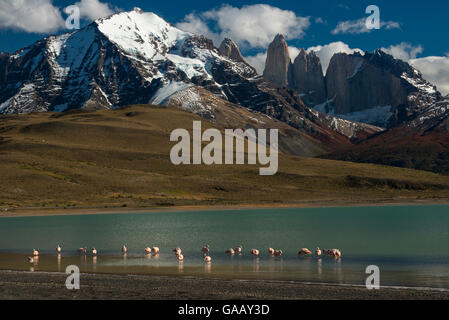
[151,81,192,105]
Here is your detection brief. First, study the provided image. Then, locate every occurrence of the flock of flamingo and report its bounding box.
[27,245,342,264]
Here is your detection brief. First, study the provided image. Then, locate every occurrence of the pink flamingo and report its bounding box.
[234,245,242,254]
[172,248,182,255]
[268,248,275,255]
[144,247,151,254]
[152,247,160,254]
[56,245,62,254]
[204,256,212,263]
[32,249,39,256]
[177,253,184,262]
[225,248,235,255]
[122,245,127,254]
[92,248,98,256]
[251,249,260,256]
[77,247,87,254]
[299,248,312,256]
[202,245,210,255]
[274,250,283,257]
[315,247,322,256]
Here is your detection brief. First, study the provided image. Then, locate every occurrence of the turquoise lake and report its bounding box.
[0,205,448,289]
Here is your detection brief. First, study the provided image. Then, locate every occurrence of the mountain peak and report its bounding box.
[218,38,245,62]
[94,9,188,60]
[263,34,291,87]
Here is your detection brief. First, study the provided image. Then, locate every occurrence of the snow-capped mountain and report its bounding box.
[0,8,382,153]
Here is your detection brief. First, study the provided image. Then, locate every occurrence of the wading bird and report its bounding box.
[204,256,212,263]
[315,247,322,257]
[32,249,39,256]
[202,245,210,255]
[268,248,275,255]
[56,245,62,254]
[152,247,160,254]
[77,247,87,254]
[28,257,34,263]
[177,253,184,262]
[172,248,182,255]
[234,245,242,254]
[92,248,98,256]
[122,245,127,254]
[251,249,260,256]
[274,250,283,257]
[225,248,235,255]
[299,248,312,256]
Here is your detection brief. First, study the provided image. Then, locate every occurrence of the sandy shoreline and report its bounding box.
[1,198,449,218]
[1,270,448,300]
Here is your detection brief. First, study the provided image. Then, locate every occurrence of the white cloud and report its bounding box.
[70,0,116,21]
[245,52,267,74]
[176,4,310,48]
[307,41,364,73]
[175,13,221,44]
[332,18,400,35]
[0,0,65,33]
[288,46,301,61]
[381,42,423,61]
[410,55,449,95]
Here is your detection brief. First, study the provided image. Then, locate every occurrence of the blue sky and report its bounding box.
[0,0,448,93]
[0,0,447,55]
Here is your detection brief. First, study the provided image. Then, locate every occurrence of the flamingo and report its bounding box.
[251,249,260,256]
[28,257,34,263]
[204,256,212,263]
[315,247,322,257]
[225,248,235,255]
[122,245,127,254]
[32,249,39,256]
[234,245,242,254]
[274,250,283,257]
[202,245,210,255]
[144,247,151,254]
[331,249,342,258]
[268,248,275,255]
[56,245,62,254]
[152,247,160,254]
[92,248,98,256]
[172,248,182,255]
[177,254,184,262]
[77,247,87,254]
[299,248,312,256]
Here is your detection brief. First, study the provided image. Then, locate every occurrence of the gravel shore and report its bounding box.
[1,270,448,300]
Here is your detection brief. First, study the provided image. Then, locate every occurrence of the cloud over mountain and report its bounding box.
[176,4,310,48]
[70,0,117,21]
[332,18,400,35]
[0,0,65,33]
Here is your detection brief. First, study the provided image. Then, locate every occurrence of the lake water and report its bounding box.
[1,205,449,289]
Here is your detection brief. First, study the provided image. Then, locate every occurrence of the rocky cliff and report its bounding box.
[292,49,327,107]
[263,34,293,88]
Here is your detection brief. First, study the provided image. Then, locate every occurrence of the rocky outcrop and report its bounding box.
[292,49,327,107]
[325,50,441,127]
[263,34,293,88]
[218,38,245,63]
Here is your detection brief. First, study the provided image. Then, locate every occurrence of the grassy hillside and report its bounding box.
[1,105,449,211]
